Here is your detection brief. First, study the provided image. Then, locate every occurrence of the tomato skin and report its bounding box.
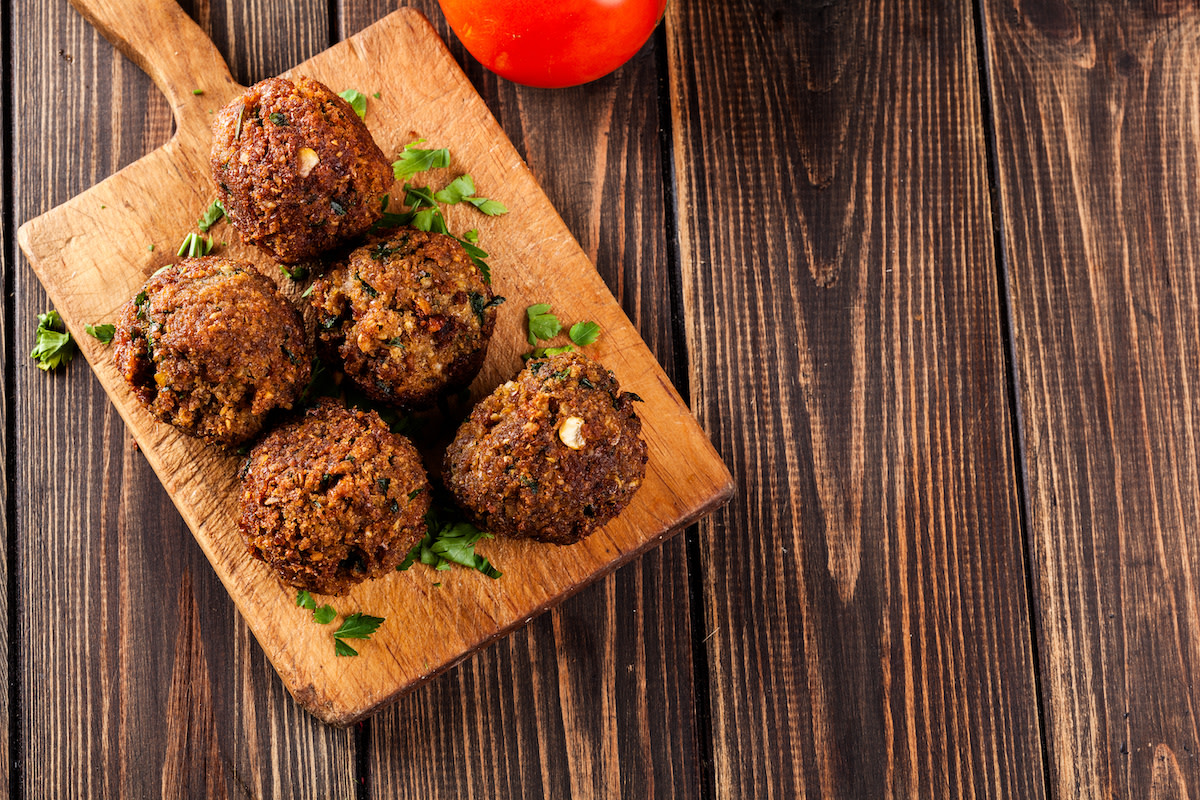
[437,0,668,88]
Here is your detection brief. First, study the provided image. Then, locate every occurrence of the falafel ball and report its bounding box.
[238,400,432,595]
[210,75,392,264]
[113,257,311,446]
[309,228,501,408]
[444,351,647,545]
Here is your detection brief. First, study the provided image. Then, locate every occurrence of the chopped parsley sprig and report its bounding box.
[30,310,76,371]
[197,199,225,232]
[295,591,386,657]
[523,303,602,358]
[333,613,386,657]
[399,494,502,579]
[338,89,368,119]
[392,140,450,179]
[378,141,508,282]
[85,323,116,344]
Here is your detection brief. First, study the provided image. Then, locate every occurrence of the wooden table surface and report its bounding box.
[7,0,1199,796]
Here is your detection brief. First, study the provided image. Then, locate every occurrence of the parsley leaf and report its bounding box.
[30,310,76,371]
[296,590,316,611]
[403,183,439,209]
[334,639,359,657]
[399,498,502,579]
[527,303,562,345]
[313,604,337,625]
[197,199,225,232]
[85,323,116,344]
[393,140,450,179]
[568,320,601,346]
[435,174,476,205]
[464,196,508,216]
[338,88,367,119]
[334,612,385,640]
[522,344,575,361]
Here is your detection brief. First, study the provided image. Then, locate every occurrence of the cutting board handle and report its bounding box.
[68,0,238,129]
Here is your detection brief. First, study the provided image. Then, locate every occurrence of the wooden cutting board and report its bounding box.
[17,0,733,725]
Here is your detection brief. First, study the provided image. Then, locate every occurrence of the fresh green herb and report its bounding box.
[464,229,480,243]
[148,244,155,251]
[334,639,359,657]
[455,235,492,282]
[356,273,378,297]
[100,204,106,209]
[337,88,367,119]
[372,91,381,99]
[177,232,213,258]
[469,292,505,324]
[386,336,405,348]
[392,140,450,179]
[269,111,287,126]
[300,283,316,299]
[407,487,424,501]
[197,199,225,232]
[30,310,76,371]
[85,323,115,343]
[411,207,438,232]
[279,263,309,281]
[435,174,476,205]
[330,199,347,216]
[296,590,316,611]
[192,88,204,95]
[334,612,385,641]
[464,196,508,216]
[399,499,502,579]
[523,344,574,360]
[313,604,337,625]
[568,320,601,346]
[404,183,439,209]
[526,303,562,345]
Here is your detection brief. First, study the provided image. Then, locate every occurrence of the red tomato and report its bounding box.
[437,0,668,88]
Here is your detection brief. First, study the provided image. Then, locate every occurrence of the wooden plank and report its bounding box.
[0,11,11,798]
[18,2,731,725]
[981,1,1200,795]
[11,0,357,795]
[667,0,1046,795]
[341,2,703,796]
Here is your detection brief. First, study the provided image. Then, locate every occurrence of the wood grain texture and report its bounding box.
[18,3,731,725]
[668,0,1046,796]
[982,1,1200,796]
[340,4,704,796]
[12,0,356,795]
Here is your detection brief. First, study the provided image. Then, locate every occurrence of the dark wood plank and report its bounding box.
[341,3,701,797]
[12,1,355,795]
[668,0,1046,795]
[0,7,11,797]
[982,1,1200,795]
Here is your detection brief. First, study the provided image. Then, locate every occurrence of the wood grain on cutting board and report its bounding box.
[17,4,732,724]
